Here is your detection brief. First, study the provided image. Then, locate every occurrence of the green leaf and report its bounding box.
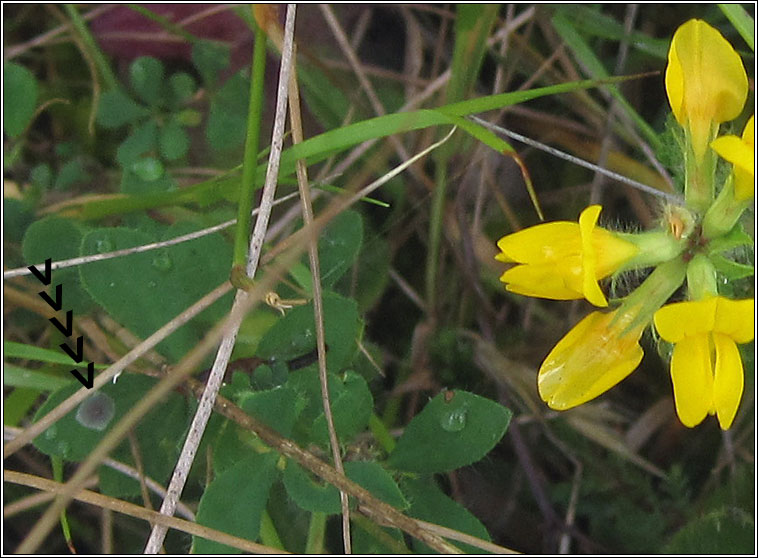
[96,89,149,129]
[116,120,159,167]
[711,253,754,280]
[286,368,373,447]
[78,224,232,362]
[3,197,35,244]
[22,216,94,315]
[387,390,511,474]
[206,73,250,151]
[402,476,492,554]
[343,461,408,510]
[168,72,197,106]
[32,375,187,463]
[175,108,203,127]
[130,157,164,182]
[4,62,38,137]
[664,507,754,554]
[256,292,361,373]
[211,419,260,473]
[309,370,373,446]
[708,223,754,254]
[129,56,165,106]
[315,210,364,289]
[30,163,53,190]
[159,120,190,161]
[238,386,303,438]
[283,460,406,516]
[54,159,89,191]
[342,232,390,312]
[283,461,341,514]
[194,452,279,554]
[192,40,230,88]
[98,385,190,498]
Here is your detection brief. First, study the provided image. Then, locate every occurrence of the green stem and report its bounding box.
[233,16,268,268]
[305,511,327,554]
[52,456,74,549]
[63,4,119,91]
[425,162,448,311]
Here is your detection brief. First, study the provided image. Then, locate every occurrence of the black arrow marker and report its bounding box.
[70,362,94,389]
[61,336,84,363]
[28,258,52,285]
[50,310,74,338]
[39,284,63,312]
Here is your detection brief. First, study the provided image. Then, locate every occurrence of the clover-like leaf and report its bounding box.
[129,56,165,106]
[4,62,38,137]
[387,390,511,474]
[194,452,279,554]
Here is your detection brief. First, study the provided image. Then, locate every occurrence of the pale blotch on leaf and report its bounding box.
[75,392,116,431]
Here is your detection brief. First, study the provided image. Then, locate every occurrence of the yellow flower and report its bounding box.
[496,205,638,307]
[654,297,754,429]
[665,19,748,162]
[711,115,755,201]
[538,307,646,410]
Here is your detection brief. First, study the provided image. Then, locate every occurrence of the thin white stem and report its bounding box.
[143,5,299,553]
[469,116,685,205]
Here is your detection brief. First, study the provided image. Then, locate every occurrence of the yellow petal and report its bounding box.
[538,311,644,410]
[669,334,713,427]
[665,19,748,160]
[712,333,744,429]
[500,260,583,300]
[714,297,755,343]
[579,205,608,307]
[654,298,718,342]
[710,135,754,175]
[711,115,755,201]
[496,222,581,264]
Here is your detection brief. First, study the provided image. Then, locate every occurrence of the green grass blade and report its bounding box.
[59,77,641,220]
[5,341,108,370]
[719,4,755,51]
[551,13,660,150]
[4,364,73,392]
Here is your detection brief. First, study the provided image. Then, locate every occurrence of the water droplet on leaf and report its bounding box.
[440,407,468,432]
[151,254,172,271]
[76,392,116,431]
[95,239,113,253]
